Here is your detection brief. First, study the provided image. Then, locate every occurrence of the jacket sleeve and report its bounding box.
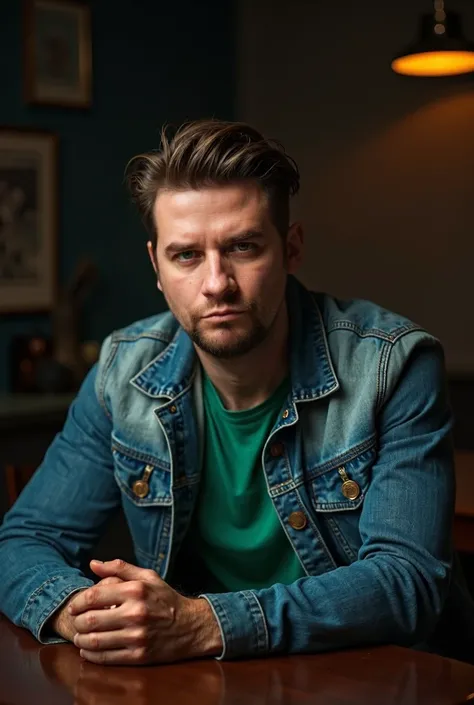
[0,351,121,643]
[202,338,456,659]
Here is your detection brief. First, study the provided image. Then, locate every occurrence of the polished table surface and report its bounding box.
[1,617,474,705]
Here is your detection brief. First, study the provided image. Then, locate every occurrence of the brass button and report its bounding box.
[282,409,289,419]
[341,480,360,501]
[132,480,149,498]
[270,442,284,457]
[288,511,307,530]
[170,404,177,414]
[132,464,154,499]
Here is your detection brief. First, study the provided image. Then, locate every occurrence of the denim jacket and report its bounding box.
[1,276,472,660]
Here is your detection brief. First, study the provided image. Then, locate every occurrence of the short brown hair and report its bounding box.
[126,119,300,247]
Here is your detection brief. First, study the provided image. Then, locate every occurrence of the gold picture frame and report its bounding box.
[23,0,92,108]
[0,127,58,314]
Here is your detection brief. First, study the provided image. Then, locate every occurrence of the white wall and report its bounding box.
[237,0,474,373]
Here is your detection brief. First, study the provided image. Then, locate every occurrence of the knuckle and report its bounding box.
[85,613,98,629]
[100,576,121,586]
[133,646,147,663]
[143,569,158,581]
[85,588,98,606]
[132,627,148,647]
[93,650,106,665]
[128,581,147,599]
[113,559,125,570]
[90,633,100,649]
[130,604,148,624]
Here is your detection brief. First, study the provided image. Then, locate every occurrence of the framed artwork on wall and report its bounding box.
[23,0,92,108]
[0,128,58,314]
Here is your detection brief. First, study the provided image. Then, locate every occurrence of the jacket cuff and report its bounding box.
[200,590,269,659]
[22,574,94,644]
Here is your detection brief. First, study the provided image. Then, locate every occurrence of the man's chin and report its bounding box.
[194,335,247,359]
[190,323,268,359]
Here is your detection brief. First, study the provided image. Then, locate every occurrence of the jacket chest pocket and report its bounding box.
[307,442,377,563]
[112,445,172,507]
[112,444,173,567]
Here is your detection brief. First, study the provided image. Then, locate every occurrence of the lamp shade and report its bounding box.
[392,11,474,77]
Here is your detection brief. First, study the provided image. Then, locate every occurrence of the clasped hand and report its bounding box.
[67,559,221,666]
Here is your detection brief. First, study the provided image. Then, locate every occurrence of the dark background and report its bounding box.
[0,0,235,390]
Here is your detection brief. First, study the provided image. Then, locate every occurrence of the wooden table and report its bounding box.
[1,616,474,705]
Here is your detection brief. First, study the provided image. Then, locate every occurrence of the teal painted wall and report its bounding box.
[0,0,235,391]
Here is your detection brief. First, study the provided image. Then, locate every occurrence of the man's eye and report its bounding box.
[176,250,197,262]
[231,242,255,253]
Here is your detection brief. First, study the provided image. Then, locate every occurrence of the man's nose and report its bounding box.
[201,254,236,298]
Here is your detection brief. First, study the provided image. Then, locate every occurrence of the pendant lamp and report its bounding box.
[391,0,474,77]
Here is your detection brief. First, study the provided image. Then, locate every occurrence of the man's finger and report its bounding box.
[74,627,141,651]
[73,606,127,633]
[79,647,140,666]
[98,576,123,586]
[69,583,128,616]
[90,559,157,583]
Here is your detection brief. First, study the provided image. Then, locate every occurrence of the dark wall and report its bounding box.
[0,0,235,391]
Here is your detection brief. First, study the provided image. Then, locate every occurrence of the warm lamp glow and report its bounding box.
[392,50,474,76]
[391,3,474,78]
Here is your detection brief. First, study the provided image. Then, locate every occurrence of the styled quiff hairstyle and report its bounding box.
[126,119,300,247]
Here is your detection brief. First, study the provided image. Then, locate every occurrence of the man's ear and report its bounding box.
[147,241,162,291]
[285,222,304,274]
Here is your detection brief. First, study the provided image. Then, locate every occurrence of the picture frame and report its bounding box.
[0,127,58,314]
[23,0,92,108]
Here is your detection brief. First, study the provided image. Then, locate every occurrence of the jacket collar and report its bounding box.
[286,275,339,402]
[130,275,339,403]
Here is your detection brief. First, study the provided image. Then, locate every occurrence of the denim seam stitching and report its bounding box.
[199,596,227,660]
[111,441,171,470]
[97,338,119,420]
[294,490,338,570]
[113,332,172,344]
[326,320,423,342]
[376,341,392,412]
[305,435,377,478]
[22,575,62,626]
[212,596,232,657]
[243,591,269,653]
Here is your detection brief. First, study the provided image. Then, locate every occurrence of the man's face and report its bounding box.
[147,182,302,359]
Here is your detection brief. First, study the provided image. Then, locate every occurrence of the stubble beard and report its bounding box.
[187,305,269,359]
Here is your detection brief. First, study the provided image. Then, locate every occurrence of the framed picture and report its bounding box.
[23,0,92,108]
[0,128,58,314]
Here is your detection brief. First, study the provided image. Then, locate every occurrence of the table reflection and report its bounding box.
[1,617,474,705]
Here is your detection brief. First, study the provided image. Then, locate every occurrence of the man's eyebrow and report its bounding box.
[223,230,264,246]
[164,230,264,257]
[164,241,193,257]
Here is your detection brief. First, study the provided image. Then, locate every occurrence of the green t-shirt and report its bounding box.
[172,372,306,594]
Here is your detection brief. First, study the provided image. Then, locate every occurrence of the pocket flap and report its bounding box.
[112,444,172,507]
[308,443,376,512]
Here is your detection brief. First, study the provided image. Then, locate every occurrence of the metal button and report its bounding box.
[132,479,149,498]
[341,480,360,501]
[282,409,289,419]
[170,404,177,414]
[270,442,284,457]
[288,511,307,530]
[132,464,154,499]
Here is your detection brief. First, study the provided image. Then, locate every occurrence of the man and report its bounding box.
[0,119,472,666]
